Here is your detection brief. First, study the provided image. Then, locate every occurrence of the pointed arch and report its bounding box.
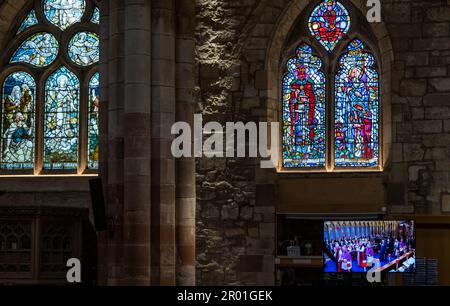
[282,43,326,168]
[260,0,392,172]
[87,71,99,169]
[334,39,380,168]
[1,71,36,169]
[43,66,80,170]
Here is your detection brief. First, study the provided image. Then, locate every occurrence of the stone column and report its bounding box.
[175,0,196,286]
[99,0,195,286]
[123,0,152,285]
[102,0,126,285]
[99,0,153,285]
[97,0,110,285]
[151,0,177,285]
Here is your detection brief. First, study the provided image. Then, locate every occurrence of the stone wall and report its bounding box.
[195,0,450,285]
[195,0,278,286]
[1,0,450,287]
[386,0,450,214]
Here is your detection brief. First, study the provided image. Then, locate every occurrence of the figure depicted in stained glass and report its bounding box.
[335,39,379,167]
[44,67,79,170]
[11,33,59,67]
[1,72,35,169]
[43,0,86,30]
[88,72,99,169]
[17,10,39,34]
[68,32,99,66]
[282,44,326,168]
[308,0,351,52]
[91,7,100,24]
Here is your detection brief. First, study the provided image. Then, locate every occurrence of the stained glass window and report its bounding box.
[91,7,100,24]
[17,10,38,34]
[88,72,99,170]
[43,0,86,30]
[282,44,326,168]
[68,32,100,66]
[334,39,379,167]
[308,0,350,52]
[281,1,381,171]
[1,1,100,174]
[43,67,80,170]
[10,32,59,67]
[1,72,35,170]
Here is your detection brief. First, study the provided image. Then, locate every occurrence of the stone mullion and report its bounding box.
[151,0,177,285]
[122,0,152,285]
[175,0,196,286]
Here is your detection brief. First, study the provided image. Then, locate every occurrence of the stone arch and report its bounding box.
[0,0,28,49]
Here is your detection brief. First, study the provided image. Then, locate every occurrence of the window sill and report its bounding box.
[275,167,385,178]
[0,174,98,178]
[0,175,97,193]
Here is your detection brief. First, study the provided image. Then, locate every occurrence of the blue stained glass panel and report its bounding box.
[10,32,59,67]
[282,44,326,168]
[88,72,99,170]
[43,0,86,30]
[91,7,100,24]
[308,0,351,52]
[1,72,35,170]
[334,39,379,167]
[44,67,79,170]
[68,31,99,66]
[17,10,39,34]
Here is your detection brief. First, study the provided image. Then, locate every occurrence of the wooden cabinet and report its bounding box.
[0,207,92,284]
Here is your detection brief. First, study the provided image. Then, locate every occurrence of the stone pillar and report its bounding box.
[99,0,196,286]
[97,0,110,285]
[151,0,177,285]
[99,0,153,285]
[175,0,196,286]
[103,0,126,285]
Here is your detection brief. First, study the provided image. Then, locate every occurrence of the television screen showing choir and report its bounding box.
[323,220,416,273]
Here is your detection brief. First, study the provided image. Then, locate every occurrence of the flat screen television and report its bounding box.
[323,220,416,273]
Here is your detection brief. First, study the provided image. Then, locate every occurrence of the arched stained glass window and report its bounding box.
[17,10,39,34]
[43,0,86,30]
[1,72,35,170]
[68,32,100,66]
[88,72,99,170]
[308,0,350,52]
[281,1,381,171]
[44,67,79,170]
[10,33,59,67]
[282,44,326,168]
[334,39,379,167]
[1,1,100,175]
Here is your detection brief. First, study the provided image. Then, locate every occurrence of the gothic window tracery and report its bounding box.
[282,0,381,171]
[1,0,100,174]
